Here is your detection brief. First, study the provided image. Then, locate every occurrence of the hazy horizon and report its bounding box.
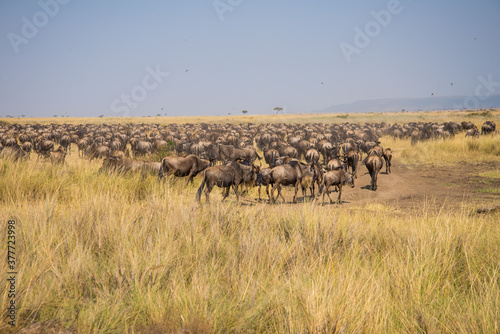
[1,0,499,118]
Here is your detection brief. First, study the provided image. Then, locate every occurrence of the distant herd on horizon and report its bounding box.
[0,119,497,204]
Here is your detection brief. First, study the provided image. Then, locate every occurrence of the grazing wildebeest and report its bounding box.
[346,150,359,178]
[196,160,250,202]
[365,154,384,191]
[49,146,67,165]
[317,169,354,204]
[382,148,392,174]
[159,154,210,185]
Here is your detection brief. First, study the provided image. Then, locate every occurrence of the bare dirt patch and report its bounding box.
[243,160,500,213]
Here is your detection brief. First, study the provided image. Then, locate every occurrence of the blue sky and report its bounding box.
[1,0,499,117]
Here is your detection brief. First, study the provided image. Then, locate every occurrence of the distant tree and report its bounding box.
[401,109,405,112]
[99,115,104,118]
[242,110,248,115]
[228,112,231,116]
[157,114,161,117]
[21,115,25,118]
[53,115,58,117]
[274,107,283,114]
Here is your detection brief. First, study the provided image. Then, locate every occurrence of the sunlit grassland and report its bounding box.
[2,108,499,126]
[0,141,499,333]
[381,132,500,165]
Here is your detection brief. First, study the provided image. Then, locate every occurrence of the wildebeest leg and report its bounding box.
[222,186,230,200]
[293,182,299,203]
[204,183,213,202]
[278,184,286,203]
[270,183,278,203]
[233,184,240,201]
[326,186,334,204]
[338,185,342,204]
[185,170,194,185]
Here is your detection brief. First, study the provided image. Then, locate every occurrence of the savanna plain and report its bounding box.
[1,110,499,333]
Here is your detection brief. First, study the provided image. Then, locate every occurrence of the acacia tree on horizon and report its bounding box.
[241,110,248,115]
[274,107,283,114]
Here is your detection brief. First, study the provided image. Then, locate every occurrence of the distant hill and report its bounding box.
[311,95,500,114]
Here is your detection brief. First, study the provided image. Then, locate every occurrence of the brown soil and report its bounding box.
[242,160,500,212]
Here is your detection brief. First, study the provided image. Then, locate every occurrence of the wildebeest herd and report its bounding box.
[0,119,496,204]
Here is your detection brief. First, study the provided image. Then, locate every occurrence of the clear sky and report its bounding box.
[1,0,499,117]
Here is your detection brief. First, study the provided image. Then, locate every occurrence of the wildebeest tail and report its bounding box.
[196,171,207,201]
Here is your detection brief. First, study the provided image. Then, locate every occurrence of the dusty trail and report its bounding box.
[242,160,500,212]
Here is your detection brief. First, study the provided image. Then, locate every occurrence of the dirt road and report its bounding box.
[245,160,500,212]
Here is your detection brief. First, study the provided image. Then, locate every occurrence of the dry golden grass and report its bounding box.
[2,108,499,126]
[1,112,499,333]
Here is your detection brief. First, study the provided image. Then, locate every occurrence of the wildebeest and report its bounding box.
[60,135,71,153]
[365,154,384,191]
[21,142,33,157]
[142,161,162,176]
[326,158,345,171]
[346,150,359,178]
[256,167,273,201]
[481,121,496,135]
[86,143,110,161]
[317,169,354,204]
[0,145,27,161]
[300,162,322,199]
[133,140,152,156]
[305,148,320,164]
[268,160,309,204]
[218,144,261,163]
[196,160,253,202]
[465,128,479,137]
[382,148,392,174]
[159,154,210,185]
[263,148,280,167]
[35,139,54,160]
[49,146,67,165]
